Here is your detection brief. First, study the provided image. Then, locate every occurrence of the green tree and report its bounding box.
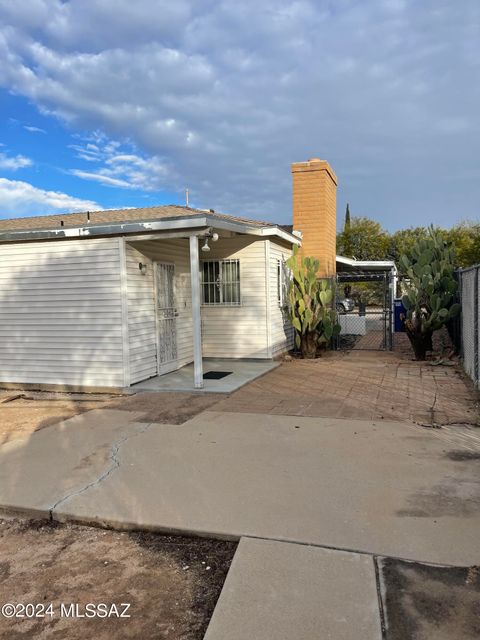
[444,221,480,268]
[337,215,480,269]
[345,203,351,229]
[343,203,353,256]
[388,227,429,268]
[337,216,389,260]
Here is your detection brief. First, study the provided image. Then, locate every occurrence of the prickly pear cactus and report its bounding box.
[400,226,460,360]
[285,246,341,358]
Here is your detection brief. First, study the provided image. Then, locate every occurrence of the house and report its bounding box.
[0,158,338,390]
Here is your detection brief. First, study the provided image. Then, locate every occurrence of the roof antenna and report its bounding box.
[185,188,189,207]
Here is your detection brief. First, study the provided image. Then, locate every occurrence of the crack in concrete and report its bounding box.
[430,388,438,425]
[373,556,388,640]
[414,420,479,429]
[49,422,153,518]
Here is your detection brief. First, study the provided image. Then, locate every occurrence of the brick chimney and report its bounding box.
[291,158,337,276]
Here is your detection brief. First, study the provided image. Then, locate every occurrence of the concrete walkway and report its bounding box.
[1,407,479,638]
[1,409,479,566]
[0,409,145,516]
[1,345,478,638]
[204,538,382,640]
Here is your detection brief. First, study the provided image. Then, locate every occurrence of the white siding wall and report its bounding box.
[125,243,156,384]
[269,240,294,356]
[0,238,125,387]
[128,239,193,376]
[201,237,269,358]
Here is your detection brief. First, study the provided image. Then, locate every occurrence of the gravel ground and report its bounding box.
[0,518,236,640]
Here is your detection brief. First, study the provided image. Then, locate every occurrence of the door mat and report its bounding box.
[203,371,233,380]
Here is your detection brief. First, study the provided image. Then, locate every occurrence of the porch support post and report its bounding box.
[189,234,204,388]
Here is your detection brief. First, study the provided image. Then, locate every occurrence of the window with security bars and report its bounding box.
[201,259,241,305]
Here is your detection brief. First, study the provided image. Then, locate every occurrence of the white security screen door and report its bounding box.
[155,262,178,375]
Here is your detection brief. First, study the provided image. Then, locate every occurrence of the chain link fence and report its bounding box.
[458,264,479,389]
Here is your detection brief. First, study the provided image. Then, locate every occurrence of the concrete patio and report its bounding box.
[1,408,479,566]
[0,348,478,639]
[130,359,279,393]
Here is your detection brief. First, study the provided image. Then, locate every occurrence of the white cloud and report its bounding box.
[0,0,478,228]
[0,152,32,170]
[69,133,174,191]
[0,0,192,51]
[70,170,131,188]
[0,178,101,217]
[24,125,46,133]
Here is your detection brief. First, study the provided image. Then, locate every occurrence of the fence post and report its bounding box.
[475,267,479,389]
[459,270,464,360]
[333,274,338,351]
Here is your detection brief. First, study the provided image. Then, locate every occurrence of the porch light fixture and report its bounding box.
[138,262,147,275]
[201,230,219,252]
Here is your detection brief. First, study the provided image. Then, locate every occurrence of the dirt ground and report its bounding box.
[379,557,480,640]
[0,518,236,640]
[0,391,220,446]
[0,391,113,446]
[105,391,221,424]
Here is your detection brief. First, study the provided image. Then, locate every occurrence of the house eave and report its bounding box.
[207,217,301,245]
[336,254,397,274]
[0,213,301,246]
[0,216,212,244]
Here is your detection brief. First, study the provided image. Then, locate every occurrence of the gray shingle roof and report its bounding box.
[0,204,275,232]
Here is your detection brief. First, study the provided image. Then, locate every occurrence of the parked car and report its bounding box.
[336,295,355,314]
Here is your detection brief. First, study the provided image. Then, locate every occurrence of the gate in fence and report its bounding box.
[335,271,394,351]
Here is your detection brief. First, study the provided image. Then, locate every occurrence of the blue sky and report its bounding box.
[0,0,478,230]
[0,90,180,215]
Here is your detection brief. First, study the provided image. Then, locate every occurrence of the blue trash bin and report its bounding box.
[394,299,406,332]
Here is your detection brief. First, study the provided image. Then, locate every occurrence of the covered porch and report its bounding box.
[123,226,209,390]
[121,213,296,390]
[130,358,279,393]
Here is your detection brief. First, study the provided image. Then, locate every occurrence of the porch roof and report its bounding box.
[336,254,397,274]
[0,205,300,246]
